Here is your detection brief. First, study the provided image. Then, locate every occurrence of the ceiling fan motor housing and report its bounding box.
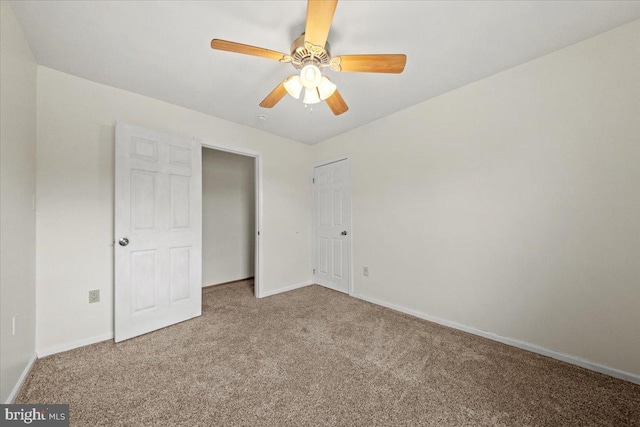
[290,33,332,70]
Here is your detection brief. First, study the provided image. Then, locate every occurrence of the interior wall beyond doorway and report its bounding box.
[202,148,255,286]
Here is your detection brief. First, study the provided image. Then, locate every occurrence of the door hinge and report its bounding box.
[312,178,315,184]
[313,268,316,274]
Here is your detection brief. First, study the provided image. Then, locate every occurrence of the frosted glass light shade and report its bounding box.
[317,76,337,100]
[284,75,303,99]
[303,87,321,104]
[300,64,322,89]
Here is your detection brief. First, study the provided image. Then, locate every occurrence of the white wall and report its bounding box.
[313,20,640,376]
[0,2,37,402]
[35,67,312,355]
[202,148,255,286]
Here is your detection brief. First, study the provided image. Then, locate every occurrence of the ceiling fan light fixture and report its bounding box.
[317,76,337,100]
[212,0,407,116]
[284,75,303,99]
[300,64,322,89]
[303,87,321,104]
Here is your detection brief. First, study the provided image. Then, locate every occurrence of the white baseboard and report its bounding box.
[37,332,114,358]
[5,353,37,404]
[202,277,254,288]
[351,292,640,385]
[259,280,313,298]
[314,280,349,294]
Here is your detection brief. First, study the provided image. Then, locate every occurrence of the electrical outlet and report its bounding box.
[89,289,100,304]
[363,266,369,277]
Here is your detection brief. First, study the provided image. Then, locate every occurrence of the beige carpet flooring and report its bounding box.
[16,281,640,426]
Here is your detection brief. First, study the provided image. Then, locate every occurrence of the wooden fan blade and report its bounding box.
[211,39,287,62]
[259,79,289,108]
[326,89,348,115]
[304,0,338,49]
[333,54,407,73]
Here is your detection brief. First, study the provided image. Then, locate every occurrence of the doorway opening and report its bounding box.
[201,141,262,297]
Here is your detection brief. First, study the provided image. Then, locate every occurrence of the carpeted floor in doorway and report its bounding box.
[16,280,640,426]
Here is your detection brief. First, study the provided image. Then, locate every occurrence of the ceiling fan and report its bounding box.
[210,0,406,116]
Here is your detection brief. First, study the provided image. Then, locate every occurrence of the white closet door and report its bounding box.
[313,159,351,293]
[114,122,202,342]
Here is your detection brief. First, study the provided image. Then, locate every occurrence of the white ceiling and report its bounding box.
[10,1,640,144]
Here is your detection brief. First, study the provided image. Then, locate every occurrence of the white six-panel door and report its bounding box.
[313,159,351,293]
[115,122,202,342]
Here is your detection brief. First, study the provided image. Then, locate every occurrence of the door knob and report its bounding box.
[341,231,348,236]
[118,237,129,247]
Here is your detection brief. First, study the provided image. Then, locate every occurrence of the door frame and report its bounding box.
[199,138,264,298]
[312,157,353,295]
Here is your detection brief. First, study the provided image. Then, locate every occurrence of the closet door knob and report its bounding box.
[118,237,130,247]
[341,231,348,236]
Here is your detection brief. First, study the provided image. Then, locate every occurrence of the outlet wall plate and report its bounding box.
[89,289,100,303]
